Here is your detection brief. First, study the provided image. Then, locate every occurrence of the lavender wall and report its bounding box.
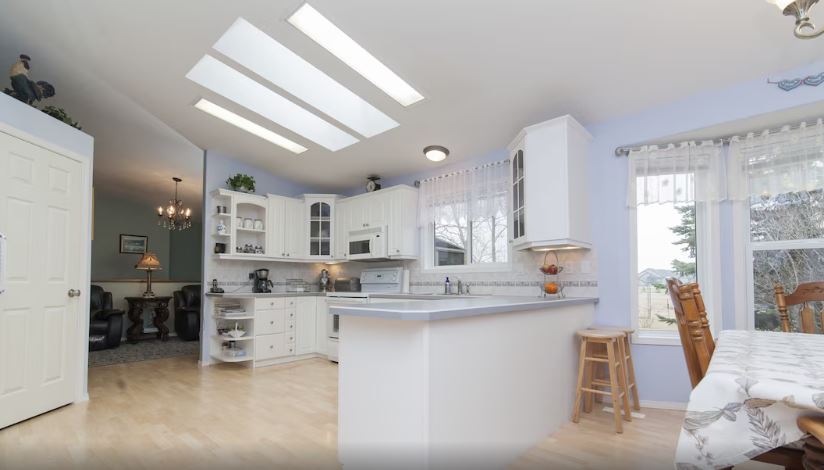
[586,59,824,404]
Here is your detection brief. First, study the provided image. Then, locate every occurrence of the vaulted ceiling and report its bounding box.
[0,0,821,202]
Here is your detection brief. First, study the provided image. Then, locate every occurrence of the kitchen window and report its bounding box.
[419,160,510,271]
[627,142,725,345]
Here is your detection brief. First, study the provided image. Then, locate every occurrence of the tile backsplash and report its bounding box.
[206,248,598,298]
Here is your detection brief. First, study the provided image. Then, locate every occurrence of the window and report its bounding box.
[729,121,824,331]
[627,142,725,344]
[419,160,510,270]
[433,201,508,267]
[636,202,696,331]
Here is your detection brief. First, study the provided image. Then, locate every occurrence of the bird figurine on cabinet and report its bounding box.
[4,54,55,105]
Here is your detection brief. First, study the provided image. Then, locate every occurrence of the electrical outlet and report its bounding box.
[248,272,255,280]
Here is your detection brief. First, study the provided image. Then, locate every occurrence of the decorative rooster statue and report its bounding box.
[4,54,55,104]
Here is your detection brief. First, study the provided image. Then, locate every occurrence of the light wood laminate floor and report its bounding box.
[0,356,776,469]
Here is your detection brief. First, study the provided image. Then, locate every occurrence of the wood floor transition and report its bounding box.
[0,355,776,469]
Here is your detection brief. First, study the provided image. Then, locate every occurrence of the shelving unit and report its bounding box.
[210,298,256,365]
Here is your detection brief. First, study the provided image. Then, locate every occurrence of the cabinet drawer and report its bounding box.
[256,310,285,335]
[285,298,297,308]
[256,298,286,310]
[256,333,286,360]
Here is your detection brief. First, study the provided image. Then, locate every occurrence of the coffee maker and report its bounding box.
[252,268,274,293]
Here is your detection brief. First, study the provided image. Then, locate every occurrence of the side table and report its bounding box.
[125,296,173,343]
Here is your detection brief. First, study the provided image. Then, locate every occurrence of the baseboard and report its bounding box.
[639,400,687,410]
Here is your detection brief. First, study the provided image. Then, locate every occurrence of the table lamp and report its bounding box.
[135,252,162,298]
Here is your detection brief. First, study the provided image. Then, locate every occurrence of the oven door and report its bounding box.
[328,312,339,339]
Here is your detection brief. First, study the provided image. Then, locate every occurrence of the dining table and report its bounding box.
[674,330,824,469]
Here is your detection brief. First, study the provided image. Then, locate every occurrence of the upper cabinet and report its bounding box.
[337,185,418,260]
[304,195,338,260]
[508,115,592,251]
[233,192,268,256]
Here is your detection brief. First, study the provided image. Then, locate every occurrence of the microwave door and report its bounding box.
[349,238,371,257]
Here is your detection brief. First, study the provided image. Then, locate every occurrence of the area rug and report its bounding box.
[89,338,200,367]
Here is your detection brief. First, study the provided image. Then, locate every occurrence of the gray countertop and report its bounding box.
[204,292,483,300]
[331,296,598,321]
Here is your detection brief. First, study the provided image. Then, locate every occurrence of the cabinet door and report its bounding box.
[283,198,305,258]
[256,310,285,335]
[347,197,365,231]
[267,195,286,258]
[307,200,333,258]
[315,298,328,354]
[386,189,418,258]
[295,298,317,355]
[367,192,387,228]
[335,200,349,259]
[511,147,526,242]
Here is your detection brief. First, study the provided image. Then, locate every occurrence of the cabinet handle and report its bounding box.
[270,321,274,325]
[281,253,285,256]
[269,345,274,349]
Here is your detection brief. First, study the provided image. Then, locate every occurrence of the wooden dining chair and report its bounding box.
[666,278,811,470]
[774,282,824,334]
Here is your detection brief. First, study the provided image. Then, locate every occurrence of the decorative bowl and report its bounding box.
[226,329,245,338]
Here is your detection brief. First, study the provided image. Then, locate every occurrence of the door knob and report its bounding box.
[67,289,81,298]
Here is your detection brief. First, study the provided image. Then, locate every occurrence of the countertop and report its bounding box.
[330,296,598,321]
[204,292,485,300]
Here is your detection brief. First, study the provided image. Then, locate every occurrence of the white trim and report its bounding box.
[632,331,681,346]
[751,238,824,250]
[640,400,688,411]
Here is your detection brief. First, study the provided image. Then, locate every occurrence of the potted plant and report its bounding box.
[226,173,256,193]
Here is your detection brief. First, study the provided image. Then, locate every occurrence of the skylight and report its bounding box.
[194,99,307,154]
[288,4,424,107]
[186,54,358,151]
[214,18,398,138]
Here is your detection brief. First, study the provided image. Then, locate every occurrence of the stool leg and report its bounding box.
[605,339,623,433]
[616,338,632,422]
[572,338,587,423]
[583,342,594,413]
[624,336,641,411]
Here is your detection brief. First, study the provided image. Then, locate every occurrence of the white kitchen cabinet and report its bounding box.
[266,194,286,258]
[231,192,268,255]
[315,298,328,354]
[283,197,306,258]
[385,186,418,259]
[295,297,317,355]
[334,199,349,259]
[304,195,338,260]
[508,115,592,251]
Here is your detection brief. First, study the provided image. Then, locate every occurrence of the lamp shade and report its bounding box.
[135,252,163,271]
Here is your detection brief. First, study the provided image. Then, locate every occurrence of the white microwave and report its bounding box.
[348,226,387,260]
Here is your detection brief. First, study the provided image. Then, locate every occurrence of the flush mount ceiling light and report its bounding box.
[767,0,824,38]
[288,3,424,107]
[423,145,449,162]
[214,18,398,138]
[186,54,358,151]
[194,99,307,154]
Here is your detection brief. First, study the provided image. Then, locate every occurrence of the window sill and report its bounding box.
[631,331,681,346]
[421,263,513,274]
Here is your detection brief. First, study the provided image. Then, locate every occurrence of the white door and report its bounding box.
[0,131,82,429]
[266,195,285,258]
[283,198,305,258]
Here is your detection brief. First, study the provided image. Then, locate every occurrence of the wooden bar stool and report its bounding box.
[588,325,640,412]
[572,329,631,433]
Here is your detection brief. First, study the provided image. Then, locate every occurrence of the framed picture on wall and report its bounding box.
[120,234,148,254]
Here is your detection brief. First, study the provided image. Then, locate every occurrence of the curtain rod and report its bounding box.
[613,118,823,157]
[413,159,509,187]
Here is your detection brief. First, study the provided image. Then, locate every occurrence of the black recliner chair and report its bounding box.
[174,285,201,341]
[89,285,125,351]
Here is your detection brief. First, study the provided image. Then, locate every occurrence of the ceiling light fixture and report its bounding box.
[424,145,449,162]
[194,99,307,154]
[767,0,824,39]
[156,177,193,231]
[186,54,358,151]
[214,18,398,138]
[288,3,424,107]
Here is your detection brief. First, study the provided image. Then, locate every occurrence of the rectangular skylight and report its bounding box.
[287,4,424,107]
[214,18,398,138]
[194,99,307,154]
[186,54,358,151]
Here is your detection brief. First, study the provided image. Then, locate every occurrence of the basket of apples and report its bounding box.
[539,251,564,298]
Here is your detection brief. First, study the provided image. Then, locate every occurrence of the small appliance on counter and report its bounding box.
[209,278,224,294]
[326,267,404,363]
[252,268,273,293]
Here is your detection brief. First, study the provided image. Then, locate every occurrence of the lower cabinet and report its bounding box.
[254,297,323,365]
[315,298,328,354]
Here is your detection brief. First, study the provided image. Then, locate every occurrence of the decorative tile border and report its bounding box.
[410,280,597,288]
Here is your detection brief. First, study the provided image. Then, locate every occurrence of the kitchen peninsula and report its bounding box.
[332,296,597,470]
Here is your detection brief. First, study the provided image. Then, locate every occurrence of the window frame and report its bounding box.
[629,194,721,346]
[423,207,511,274]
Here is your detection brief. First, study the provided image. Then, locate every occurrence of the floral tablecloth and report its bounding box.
[675,330,824,469]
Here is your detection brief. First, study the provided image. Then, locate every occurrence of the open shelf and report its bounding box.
[213,314,254,320]
[213,232,230,238]
[212,212,232,218]
[213,334,254,342]
[210,353,253,363]
[236,227,265,233]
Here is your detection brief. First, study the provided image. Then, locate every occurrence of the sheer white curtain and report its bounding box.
[418,160,510,227]
[728,119,824,200]
[627,140,726,207]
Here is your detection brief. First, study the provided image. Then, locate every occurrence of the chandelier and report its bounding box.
[156,177,192,231]
[768,0,824,39]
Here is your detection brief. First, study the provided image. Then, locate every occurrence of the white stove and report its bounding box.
[326,267,404,362]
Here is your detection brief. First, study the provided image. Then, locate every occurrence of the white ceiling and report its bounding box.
[1,0,823,197]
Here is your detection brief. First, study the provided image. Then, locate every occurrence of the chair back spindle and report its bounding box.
[666,278,715,388]
[774,282,824,334]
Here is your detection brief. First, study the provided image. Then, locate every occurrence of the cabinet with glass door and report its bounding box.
[304,195,337,260]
